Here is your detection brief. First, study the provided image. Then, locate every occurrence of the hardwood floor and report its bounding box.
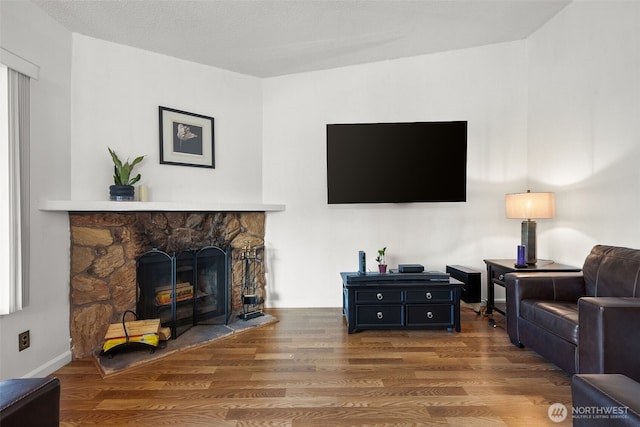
[53,306,573,426]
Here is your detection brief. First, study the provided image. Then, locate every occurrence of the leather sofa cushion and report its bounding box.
[520,300,579,344]
[583,245,640,297]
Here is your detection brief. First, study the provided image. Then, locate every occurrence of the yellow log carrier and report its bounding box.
[102,311,161,356]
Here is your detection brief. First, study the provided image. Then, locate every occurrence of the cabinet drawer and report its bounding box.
[490,267,509,285]
[355,290,403,304]
[356,305,403,326]
[406,304,453,326]
[406,289,452,303]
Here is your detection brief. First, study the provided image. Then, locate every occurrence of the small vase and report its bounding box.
[378,264,387,273]
[109,185,135,201]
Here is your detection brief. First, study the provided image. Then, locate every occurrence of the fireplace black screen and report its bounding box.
[136,246,230,338]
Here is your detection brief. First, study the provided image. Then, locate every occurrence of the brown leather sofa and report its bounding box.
[0,377,60,427]
[505,245,640,379]
[572,374,640,426]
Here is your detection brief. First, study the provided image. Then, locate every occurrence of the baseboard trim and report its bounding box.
[23,350,72,378]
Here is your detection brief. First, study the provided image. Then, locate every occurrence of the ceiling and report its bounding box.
[32,0,571,78]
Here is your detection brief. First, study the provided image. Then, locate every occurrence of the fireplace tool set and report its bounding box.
[239,242,264,320]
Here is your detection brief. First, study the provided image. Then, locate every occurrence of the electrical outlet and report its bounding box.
[18,330,30,351]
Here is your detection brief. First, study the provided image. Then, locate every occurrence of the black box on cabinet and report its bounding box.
[446,265,481,303]
[398,264,424,273]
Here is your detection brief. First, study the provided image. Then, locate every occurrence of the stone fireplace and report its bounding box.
[68,211,266,359]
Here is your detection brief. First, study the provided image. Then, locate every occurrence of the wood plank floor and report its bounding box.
[53,307,573,426]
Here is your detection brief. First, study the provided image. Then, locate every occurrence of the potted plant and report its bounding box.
[108,147,144,201]
[376,247,387,273]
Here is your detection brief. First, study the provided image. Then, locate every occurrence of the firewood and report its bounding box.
[104,319,160,340]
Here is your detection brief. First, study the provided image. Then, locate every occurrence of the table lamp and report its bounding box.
[505,190,555,265]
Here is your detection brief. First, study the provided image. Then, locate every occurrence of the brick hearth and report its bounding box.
[68,211,265,359]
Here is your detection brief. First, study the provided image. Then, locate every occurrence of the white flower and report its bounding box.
[176,123,197,141]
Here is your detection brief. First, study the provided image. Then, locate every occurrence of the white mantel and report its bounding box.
[38,199,286,212]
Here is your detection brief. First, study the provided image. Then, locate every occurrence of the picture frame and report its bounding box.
[159,106,215,168]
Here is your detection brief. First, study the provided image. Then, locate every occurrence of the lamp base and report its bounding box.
[521,220,537,265]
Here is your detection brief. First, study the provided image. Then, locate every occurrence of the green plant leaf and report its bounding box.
[130,155,144,168]
[113,165,122,185]
[108,147,123,169]
[129,174,141,185]
[121,163,132,184]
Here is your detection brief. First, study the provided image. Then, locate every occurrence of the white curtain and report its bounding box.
[0,66,30,315]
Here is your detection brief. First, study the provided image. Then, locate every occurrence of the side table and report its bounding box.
[483,259,581,327]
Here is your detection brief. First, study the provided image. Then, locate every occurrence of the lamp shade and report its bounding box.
[505,191,556,220]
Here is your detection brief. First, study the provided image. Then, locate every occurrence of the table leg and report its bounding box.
[486,268,497,327]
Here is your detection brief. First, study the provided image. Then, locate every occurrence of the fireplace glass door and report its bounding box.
[195,246,231,325]
[173,250,196,337]
[136,249,183,337]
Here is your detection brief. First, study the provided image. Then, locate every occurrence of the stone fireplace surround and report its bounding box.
[39,200,285,360]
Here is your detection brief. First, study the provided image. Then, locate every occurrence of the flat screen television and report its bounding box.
[326,121,467,204]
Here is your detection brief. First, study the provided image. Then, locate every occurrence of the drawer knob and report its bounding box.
[376,293,384,301]
[499,274,505,281]
[377,311,384,320]
[427,311,434,319]
[425,292,432,300]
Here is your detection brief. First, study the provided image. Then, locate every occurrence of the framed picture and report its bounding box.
[159,106,215,168]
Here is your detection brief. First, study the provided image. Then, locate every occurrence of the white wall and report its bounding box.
[4,0,639,378]
[262,42,529,307]
[527,1,640,268]
[70,34,263,203]
[0,1,72,380]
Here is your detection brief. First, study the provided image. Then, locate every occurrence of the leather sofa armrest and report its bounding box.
[506,272,585,346]
[579,297,640,382]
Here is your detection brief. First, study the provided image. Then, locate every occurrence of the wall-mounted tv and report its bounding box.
[326,121,467,204]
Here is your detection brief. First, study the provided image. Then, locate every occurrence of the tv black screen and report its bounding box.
[326,121,467,204]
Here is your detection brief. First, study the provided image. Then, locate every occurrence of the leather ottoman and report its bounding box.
[572,374,640,426]
[0,377,60,427]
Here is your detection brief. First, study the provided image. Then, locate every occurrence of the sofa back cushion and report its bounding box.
[583,245,640,297]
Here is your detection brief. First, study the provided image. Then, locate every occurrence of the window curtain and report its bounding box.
[1,67,30,314]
